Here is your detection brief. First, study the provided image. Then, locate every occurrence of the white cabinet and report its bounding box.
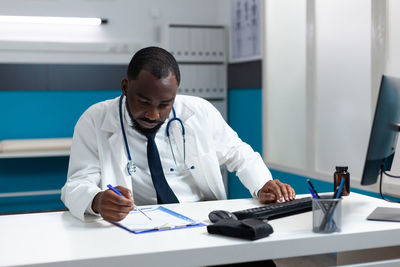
[163,24,228,120]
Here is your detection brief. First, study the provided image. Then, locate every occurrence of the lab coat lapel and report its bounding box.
[185,122,223,200]
[171,101,219,200]
[100,99,132,189]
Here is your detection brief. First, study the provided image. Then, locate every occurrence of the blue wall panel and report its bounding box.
[263,169,400,201]
[0,90,120,213]
[227,88,262,198]
[270,169,332,195]
[0,90,120,139]
[1,88,390,213]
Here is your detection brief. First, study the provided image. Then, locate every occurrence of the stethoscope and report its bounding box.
[119,95,195,176]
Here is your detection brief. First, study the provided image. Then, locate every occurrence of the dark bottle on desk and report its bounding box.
[334,166,350,196]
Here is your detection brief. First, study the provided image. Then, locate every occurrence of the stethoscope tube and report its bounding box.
[119,95,136,175]
[119,95,194,176]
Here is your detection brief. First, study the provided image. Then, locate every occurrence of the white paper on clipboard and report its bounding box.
[114,206,202,233]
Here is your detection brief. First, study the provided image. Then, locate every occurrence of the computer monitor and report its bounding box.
[361,75,400,222]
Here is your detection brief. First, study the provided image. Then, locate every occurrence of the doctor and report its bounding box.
[61,46,296,222]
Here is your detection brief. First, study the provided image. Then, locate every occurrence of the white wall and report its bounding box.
[387,0,400,77]
[263,0,400,195]
[264,0,307,170]
[314,0,371,179]
[382,0,400,191]
[0,0,230,64]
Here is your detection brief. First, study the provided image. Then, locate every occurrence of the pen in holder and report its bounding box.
[312,197,342,233]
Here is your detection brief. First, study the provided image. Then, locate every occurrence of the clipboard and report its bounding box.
[111,206,206,234]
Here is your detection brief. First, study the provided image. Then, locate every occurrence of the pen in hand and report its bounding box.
[107,184,152,221]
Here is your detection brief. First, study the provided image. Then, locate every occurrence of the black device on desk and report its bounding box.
[207,210,274,240]
[207,197,311,240]
[232,197,312,221]
[209,210,238,223]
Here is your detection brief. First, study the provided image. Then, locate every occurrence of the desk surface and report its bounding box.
[1,193,400,267]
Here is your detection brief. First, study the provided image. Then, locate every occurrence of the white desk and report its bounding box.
[1,193,400,267]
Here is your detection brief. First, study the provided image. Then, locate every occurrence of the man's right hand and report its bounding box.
[92,186,134,222]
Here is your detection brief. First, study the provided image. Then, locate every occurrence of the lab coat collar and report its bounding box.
[100,97,121,134]
[165,96,196,156]
[171,95,195,122]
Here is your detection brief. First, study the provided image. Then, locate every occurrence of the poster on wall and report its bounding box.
[231,0,261,62]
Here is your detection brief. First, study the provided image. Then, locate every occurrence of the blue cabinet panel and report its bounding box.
[0,90,120,213]
[0,157,69,213]
[227,88,262,199]
[0,194,65,214]
[0,90,120,139]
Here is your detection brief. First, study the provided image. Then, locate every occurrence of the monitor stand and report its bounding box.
[367,207,400,222]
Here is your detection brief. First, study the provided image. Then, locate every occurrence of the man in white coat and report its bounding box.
[61,46,296,222]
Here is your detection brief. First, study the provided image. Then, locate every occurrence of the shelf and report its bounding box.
[0,150,70,159]
[0,138,72,159]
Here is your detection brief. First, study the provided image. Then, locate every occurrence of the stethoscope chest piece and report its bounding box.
[127,160,137,175]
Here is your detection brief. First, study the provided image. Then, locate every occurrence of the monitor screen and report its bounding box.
[361,75,400,186]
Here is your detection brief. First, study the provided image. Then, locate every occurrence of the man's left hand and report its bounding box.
[258,179,296,204]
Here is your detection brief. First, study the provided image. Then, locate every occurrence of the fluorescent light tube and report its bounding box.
[0,15,107,26]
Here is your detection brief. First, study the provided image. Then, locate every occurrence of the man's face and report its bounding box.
[121,69,178,136]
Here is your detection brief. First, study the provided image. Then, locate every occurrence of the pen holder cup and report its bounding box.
[312,197,342,233]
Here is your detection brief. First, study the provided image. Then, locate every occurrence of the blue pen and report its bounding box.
[308,186,335,223]
[335,178,346,199]
[324,178,345,231]
[308,187,318,199]
[307,179,320,198]
[107,184,122,196]
[106,184,152,221]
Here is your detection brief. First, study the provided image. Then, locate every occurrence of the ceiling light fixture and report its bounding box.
[0,15,108,26]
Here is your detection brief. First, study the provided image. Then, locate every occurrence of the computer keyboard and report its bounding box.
[233,197,313,220]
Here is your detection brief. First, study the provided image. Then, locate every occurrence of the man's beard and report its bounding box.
[125,100,164,136]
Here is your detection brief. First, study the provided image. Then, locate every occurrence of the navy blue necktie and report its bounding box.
[146,133,179,204]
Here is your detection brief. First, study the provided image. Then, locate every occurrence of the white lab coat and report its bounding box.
[61,95,272,221]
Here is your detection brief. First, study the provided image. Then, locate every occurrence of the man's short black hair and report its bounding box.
[127,46,180,85]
